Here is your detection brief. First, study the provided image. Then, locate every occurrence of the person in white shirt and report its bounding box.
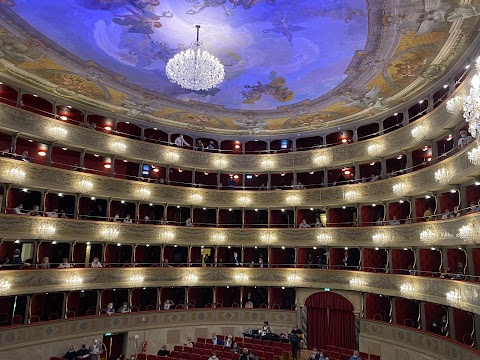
[46,208,59,218]
[441,209,450,220]
[91,257,103,268]
[58,258,72,268]
[184,337,193,348]
[224,335,233,348]
[185,218,193,227]
[174,134,190,147]
[299,219,311,228]
[458,130,473,149]
[389,216,400,225]
[112,213,120,222]
[13,204,24,215]
[208,351,219,360]
[123,214,133,223]
[163,299,174,310]
[315,218,323,227]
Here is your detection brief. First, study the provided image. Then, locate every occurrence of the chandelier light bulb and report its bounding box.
[166,25,224,91]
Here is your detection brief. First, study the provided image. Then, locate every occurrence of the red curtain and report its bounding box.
[306,292,355,351]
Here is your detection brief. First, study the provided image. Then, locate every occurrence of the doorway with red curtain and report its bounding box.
[305,292,356,351]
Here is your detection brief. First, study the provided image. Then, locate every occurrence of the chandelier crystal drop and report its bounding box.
[463,74,480,138]
[166,25,225,91]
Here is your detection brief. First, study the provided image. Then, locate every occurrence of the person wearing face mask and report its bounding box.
[319,351,329,360]
[348,350,361,360]
[309,347,320,360]
[63,345,77,360]
[440,315,448,336]
[89,338,103,360]
[458,130,473,149]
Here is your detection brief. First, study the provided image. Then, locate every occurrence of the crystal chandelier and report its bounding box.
[166,25,225,91]
[349,277,366,289]
[457,224,474,242]
[411,124,428,141]
[468,146,480,165]
[446,289,461,307]
[372,232,389,247]
[392,182,408,197]
[420,228,437,245]
[463,74,480,138]
[434,168,451,184]
[400,283,416,299]
[446,96,464,115]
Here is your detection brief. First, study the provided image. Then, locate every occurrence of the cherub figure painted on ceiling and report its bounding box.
[241,72,294,105]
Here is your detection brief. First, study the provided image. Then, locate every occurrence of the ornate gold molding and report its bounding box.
[1,268,479,316]
[0,75,466,173]
[0,309,297,351]
[360,319,480,360]
[0,212,479,247]
[0,142,478,209]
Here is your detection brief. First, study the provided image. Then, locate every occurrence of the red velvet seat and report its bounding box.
[273,348,283,356]
[29,315,41,324]
[197,338,207,343]
[281,343,290,351]
[170,351,181,358]
[264,352,274,360]
[147,355,158,360]
[136,354,147,360]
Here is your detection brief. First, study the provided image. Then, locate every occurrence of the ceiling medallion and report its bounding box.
[166,25,225,91]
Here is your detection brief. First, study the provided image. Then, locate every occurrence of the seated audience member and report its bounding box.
[157,345,170,356]
[404,217,412,224]
[118,302,130,313]
[105,303,115,315]
[162,259,172,268]
[260,321,271,336]
[143,216,150,224]
[430,321,440,334]
[375,216,383,226]
[424,207,433,221]
[91,257,103,268]
[28,205,40,216]
[76,344,89,359]
[123,214,133,223]
[406,265,416,275]
[291,324,302,335]
[440,315,448,336]
[467,201,480,214]
[224,335,233,348]
[349,350,362,360]
[452,205,461,218]
[299,219,311,228]
[58,257,72,268]
[244,301,253,308]
[174,134,190,147]
[389,216,400,225]
[185,218,193,227]
[458,130,473,149]
[454,261,466,280]
[319,352,329,360]
[18,150,31,162]
[196,140,205,152]
[207,140,217,152]
[46,208,59,218]
[72,163,84,171]
[163,299,174,310]
[440,266,452,279]
[238,348,250,360]
[63,345,77,360]
[212,333,224,345]
[40,256,50,269]
[441,209,450,220]
[231,252,241,267]
[13,203,24,215]
[258,257,265,268]
[315,218,323,227]
[309,348,320,360]
[208,351,219,360]
[112,213,120,222]
[184,337,193,348]
[232,342,240,354]
[11,249,22,269]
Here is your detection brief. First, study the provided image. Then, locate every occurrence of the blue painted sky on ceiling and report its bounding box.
[12,0,368,110]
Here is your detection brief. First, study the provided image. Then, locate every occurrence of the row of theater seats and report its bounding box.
[323,345,377,360]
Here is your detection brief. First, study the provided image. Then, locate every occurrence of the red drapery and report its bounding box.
[306,292,356,351]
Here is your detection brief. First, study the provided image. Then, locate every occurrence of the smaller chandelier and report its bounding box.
[446,96,464,115]
[313,153,332,167]
[136,187,151,200]
[77,179,93,193]
[234,273,249,283]
[214,158,228,169]
[468,146,480,165]
[420,228,437,245]
[211,232,226,244]
[434,168,451,185]
[38,223,56,239]
[260,158,276,170]
[400,283,416,299]
[286,194,301,206]
[411,124,428,141]
[367,143,383,157]
[129,274,144,284]
[237,196,251,207]
[260,232,277,244]
[349,277,366,289]
[159,229,175,243]
[463,75,480,138]
[66,275,83,287]
[316,232,331,246]
[372,232,389,247]
[344,189,359,202]
[6,167,26,182]
[446,289,461,307]
[185,274,198,285]
[0,280,11,293]
[287,274,301,284]
[101,227,119,240]
[166,25,224,91]
[190,193,204,205]
[392,182,408,197]
[457,224,474,242]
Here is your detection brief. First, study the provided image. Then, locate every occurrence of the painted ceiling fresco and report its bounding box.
[0,0,479,134]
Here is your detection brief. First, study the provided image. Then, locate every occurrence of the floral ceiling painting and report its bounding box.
[0,0,478,134]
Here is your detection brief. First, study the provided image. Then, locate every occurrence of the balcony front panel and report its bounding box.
[0,80,465,173]
[1,268,479,315]
[1,143,478,209]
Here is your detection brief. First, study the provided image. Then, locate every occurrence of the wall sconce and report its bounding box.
[211,232,226,244]
[446,289,462,307]
[213,158,228,169]
[66,275,83,289]
[159,229,175,243]
[286,194,301,206]
[190,193,204,205]
[434,168,452,185]
[185,274,198,285]
[316,232,331,246]
[5,167,26,182]
[77,179,94,193]
[49,125,68,140]
[260,232,277,244]
[411,124,428,141]
[260,158,275,170]
[372,232,389,247]
[367,143,384,157]
[349,277,366,289]
[110,141,127,154]
[165,151,180,163]
[234,273,249,283]
[420,228,437,245]
[100,227,119,240]
[313,153,332,167]
[392,182,408,197]
[37,223,57,239]
[457,224,474,243]
[136,187,151,200]
[400,283,416,299]
[344,189,359,202]
[237,196,251,207]
[129,274,144,285]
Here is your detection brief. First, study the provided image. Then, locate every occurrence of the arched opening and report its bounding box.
[305,291,356,351]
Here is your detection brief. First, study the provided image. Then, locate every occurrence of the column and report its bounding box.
[185,288,189,308]
[466,247,475,276]
[109,155,116,176]
[140,126,145,141]
[160,245,165,263]
[267,140,271,153]
[267,208,271,228]
[11,132,18,153]
[138,160,144,179]
[74,194,80,219]
[240,287,244,308]
[1,185,9,212]
[354,163,360,181]
[378,120,384,134]
[113,119,118,132]
[387,249,393,273]
[163,205,168,224]
[383,202,389,222]
[166,165,170,184]
[390,297,397,324]
[402,109,409,126]
[51,100,57,118]
[187,246,192,265]
[136,202,141,223]
[380,158,387,178]
[242,172,246,190]
[213,287,217,308]
[214,246,219,265]
[267,172,271,190]
[293,207,297,226]
[434,193,440,216]
[106,198,112,219]
[352,128,358,142]
[46,142,54,166]
[459,185,467,210]
[267,287,271,308]
[292,138,297,152]
[61,292,67,319]
[409,197,416,222]
[474,314,480,348]
[41,190,47,212]
[24,295,32,324]
[429,141,439,164]
[192,168,196,186]
[241,246,245,264]
[323,169,328,187]
[427,94,434,112]
[79,149,86,169]
[292,171,297,186]
[216,207,220,227]
[241,208,245,228]
[406,151,413,173]
[16,88,23,108]
[217,171,221,188]
[356,205,362,226]
[441,248,448,271]
[359,248,364,270]
[413,248,421,273]
[447,306,456,339]
[294,247,298,266]
[190,206,194,223]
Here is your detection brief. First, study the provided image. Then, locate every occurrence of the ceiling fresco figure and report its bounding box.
[112,7,173,34]
[241,71,294,104]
